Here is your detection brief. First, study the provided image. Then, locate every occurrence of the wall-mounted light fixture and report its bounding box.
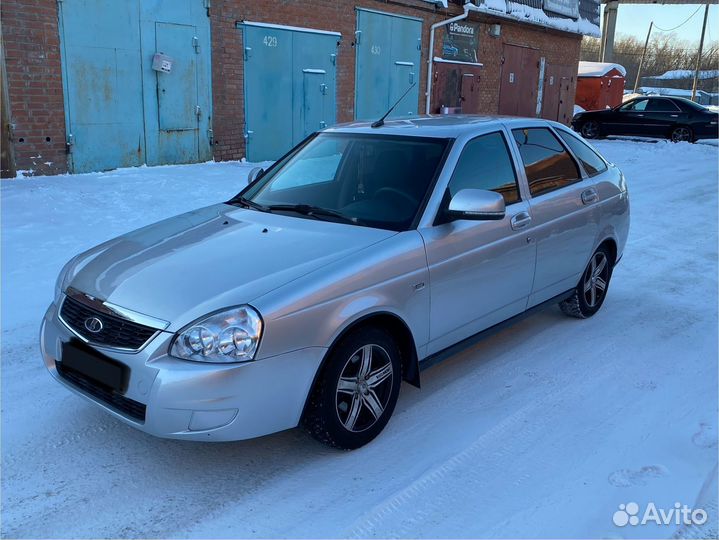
[489,24,501,37]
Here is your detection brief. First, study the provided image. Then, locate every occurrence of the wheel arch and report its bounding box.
[299,311,420,423]
[597,236,618,265]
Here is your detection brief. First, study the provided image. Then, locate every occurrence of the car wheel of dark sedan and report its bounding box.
[559,245,613,319]
[670,126,694,143]
[580,120,601,139]
[302,326,402,449]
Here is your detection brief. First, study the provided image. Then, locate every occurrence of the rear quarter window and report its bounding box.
[555,129,608,177]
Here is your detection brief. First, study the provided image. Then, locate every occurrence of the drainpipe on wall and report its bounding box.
[425,1,482,115]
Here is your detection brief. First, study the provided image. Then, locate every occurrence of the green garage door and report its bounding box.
[355,9,422,121]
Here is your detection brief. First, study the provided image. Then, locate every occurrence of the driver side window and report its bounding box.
[621,99,648,112]
[446,132,520,205]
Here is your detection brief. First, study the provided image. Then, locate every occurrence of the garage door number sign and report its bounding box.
[263,35,278,47]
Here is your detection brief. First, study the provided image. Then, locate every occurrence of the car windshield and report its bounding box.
[234,133,450,231]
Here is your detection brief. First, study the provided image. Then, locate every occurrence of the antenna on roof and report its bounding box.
[371,83,417,128]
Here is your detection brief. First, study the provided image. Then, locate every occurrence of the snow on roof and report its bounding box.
[638,86,718,98]
[648,69,719,81]
[424,0,448,7]
[470,0,600,37]
[578,61,627,78]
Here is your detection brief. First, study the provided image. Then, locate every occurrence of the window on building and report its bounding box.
[555,128,608,177]
[511,128,581,197]
[447,131,520,205]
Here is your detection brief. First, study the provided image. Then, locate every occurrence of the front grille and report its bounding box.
[56,361,147,422]
[60,296,157,350]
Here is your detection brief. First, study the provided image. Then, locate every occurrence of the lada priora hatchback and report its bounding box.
[41,116,630,449]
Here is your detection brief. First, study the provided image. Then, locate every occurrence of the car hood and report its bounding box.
[66,203,396,330]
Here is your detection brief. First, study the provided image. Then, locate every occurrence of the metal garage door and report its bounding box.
[498,44,540,118]
[58,0,212,173]
[355,9,422,121]
[242,23,339,162]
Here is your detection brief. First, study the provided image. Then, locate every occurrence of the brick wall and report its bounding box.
[1,0,67,175]
[0,0,582,174]
[210,0,581,162]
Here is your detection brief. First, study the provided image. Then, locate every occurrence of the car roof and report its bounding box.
[324,114,565,138]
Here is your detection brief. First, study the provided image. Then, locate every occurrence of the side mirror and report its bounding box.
[447,189,506,221]
[247,166,265,185]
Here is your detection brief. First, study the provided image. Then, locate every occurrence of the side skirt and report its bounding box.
[419,289,575,373]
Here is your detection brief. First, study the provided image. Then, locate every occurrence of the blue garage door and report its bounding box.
[355,9,422,121]
[242,23,339,162]
[58,0,212,173]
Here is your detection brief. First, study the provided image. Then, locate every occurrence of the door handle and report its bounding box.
[581,188,599,205]
[511,211,532,230]
[670,114,679,117]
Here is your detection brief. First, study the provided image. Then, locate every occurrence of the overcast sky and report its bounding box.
[600,4,718,45]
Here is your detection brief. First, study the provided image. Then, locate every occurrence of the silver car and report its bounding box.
[41,116,630,449]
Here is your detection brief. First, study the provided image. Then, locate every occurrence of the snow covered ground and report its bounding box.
[1,139,717,538]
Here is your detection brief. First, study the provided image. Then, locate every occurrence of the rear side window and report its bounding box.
[512,128,581,197]
[556,129,608,177]
[645,98,680,112]
[447,132,520,205]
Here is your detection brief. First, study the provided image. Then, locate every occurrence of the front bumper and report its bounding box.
[41,301,326,441]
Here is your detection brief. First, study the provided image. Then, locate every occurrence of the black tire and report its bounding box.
[670,125,694,143]
[302,326,402,450]
[559,245,614,319]
[580,120,601,139]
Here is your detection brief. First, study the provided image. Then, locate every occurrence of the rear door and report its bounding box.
[419,131,536,355]
[643,97,686,137]
[509,125,599,306]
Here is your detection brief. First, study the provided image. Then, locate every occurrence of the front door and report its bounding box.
[509,126,599,306]
[419,131,536,355]
[603,98,649,135]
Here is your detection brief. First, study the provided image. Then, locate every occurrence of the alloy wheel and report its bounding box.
[581,121,599,139]
[671,127,692,142]
[335,344,394,433]
[583,251,609,308]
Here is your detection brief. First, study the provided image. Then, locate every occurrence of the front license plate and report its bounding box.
[60,341,129,393]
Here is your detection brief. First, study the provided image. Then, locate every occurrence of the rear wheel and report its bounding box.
[670,126,693,143]
[302,326,401,450]
[559,246,613,319]
[580,120,601,139]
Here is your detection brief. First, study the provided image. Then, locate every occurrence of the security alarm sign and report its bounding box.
[152,53,173,73]
[441,21,479,64]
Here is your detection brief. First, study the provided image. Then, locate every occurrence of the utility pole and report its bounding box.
[634,21,653,94]
[691,3,710,102]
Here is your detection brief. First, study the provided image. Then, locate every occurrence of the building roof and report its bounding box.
[468,0,601,37]
[578,61,627,77]
[647,70,719,81]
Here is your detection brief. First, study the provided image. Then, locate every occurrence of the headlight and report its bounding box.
[170,305,263,363]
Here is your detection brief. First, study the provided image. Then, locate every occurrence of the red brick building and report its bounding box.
[1,0,600,176]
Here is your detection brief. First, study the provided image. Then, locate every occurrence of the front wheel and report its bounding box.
[581,120,601,139]
[559,246,613,318]
[302,326,401,449]
[670,126,694,143]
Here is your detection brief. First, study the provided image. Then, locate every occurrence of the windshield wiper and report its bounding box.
[266,204,359,225]
[229,196,269,212]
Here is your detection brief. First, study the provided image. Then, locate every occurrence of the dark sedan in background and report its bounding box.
[572,96,719,143]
